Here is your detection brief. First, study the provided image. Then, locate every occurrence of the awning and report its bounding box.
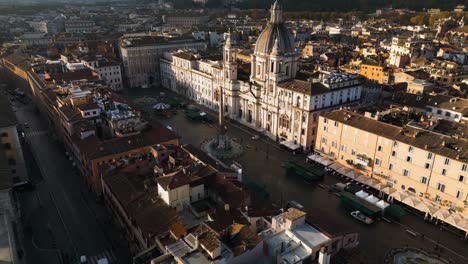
[433,208,451,222]
[390,191,408,202]
[414,202,438,215]
[356,190,370,199]
[355,175,370,184]
[329,163,342,171]
[280,141,301,151]
[336,167,351,176]
[373,182,384,190]
[381,186,397,195]
[401,195,422,208]
[307,154,333,166]
[376,200,390,209]
[345,170,359,179]
[368,178,381,186]
[365,195,379,204]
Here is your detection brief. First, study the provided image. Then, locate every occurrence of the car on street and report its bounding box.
[13,181,35,191]
[351,210,373,224]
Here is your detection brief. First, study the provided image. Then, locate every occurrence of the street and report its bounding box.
[14,101,131,264]
[125,88,468,264]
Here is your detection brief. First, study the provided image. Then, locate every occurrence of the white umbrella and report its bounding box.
[390,191,408,202]
[433,208,451,222]
[356,190,370,199]
[415,201,438,215]
[365,195,379,204]
[153,103,170,110]
[402,195,422,208]
[376,200,390,209]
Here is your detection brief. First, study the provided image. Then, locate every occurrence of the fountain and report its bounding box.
[202,86,243,160]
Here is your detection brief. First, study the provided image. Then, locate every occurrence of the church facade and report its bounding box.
[160,0,362,151]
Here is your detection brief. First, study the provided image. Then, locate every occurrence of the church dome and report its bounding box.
[254,0,295,55]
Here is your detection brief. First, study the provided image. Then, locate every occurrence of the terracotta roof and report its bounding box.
[58,104,82,122]
[277,79,359,96]
[49,68,99,82]
[169,220,187,239]
[321,110,402,140]
[173,52,197,61]
[77,102,100,111]
[79,124,178,160]
[157,170,191,191]
[103,160,180,239]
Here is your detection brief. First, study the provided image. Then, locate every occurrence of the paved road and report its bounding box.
[125,88,468,263]
[14,102,131,264]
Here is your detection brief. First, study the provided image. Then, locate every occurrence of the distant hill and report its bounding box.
[230,0,465,12]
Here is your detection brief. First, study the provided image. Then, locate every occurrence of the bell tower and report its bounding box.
[224,30,237,81]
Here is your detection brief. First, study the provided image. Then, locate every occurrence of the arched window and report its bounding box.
[279,114,290,129]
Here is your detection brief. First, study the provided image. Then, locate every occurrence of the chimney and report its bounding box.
[224,204,230,211]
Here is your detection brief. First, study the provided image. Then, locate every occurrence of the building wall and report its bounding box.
[359,64,385,84]
[315,114,468,213]
[0,126,27,183]
[120,40,207,88]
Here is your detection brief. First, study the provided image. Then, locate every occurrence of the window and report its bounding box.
[377,145,382,151]
[437,183,445,192]
[425,163,430,169]
[391,151,396,157]
[331,141,337,148]
[406,156,412,162]
[459,175,465,183]
[435,195,441,202]
[375,158,381,166]
[463,164,467,172]
[321,137,327,144]
[408,146,413,153]
[456,190,463,199]
[323,126,327,131]
[441,169,446,176]
[421,177,428,184]
[341,144,347,151]
[393,141,398,147]
[351,149,356,155]
[323,118,328,124]
[444,158,450,165]
[389,164,393,170]
[403,169,409,177]
[334,121,338,127]
[427,152,433,159]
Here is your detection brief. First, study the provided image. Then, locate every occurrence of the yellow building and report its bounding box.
[2,53,30,81]
[315,110,468,216]
[359,62,387,84]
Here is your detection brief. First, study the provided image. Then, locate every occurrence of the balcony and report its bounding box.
[355,154,371,167]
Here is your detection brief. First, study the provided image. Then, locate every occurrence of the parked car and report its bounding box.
[351,210,373,224]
